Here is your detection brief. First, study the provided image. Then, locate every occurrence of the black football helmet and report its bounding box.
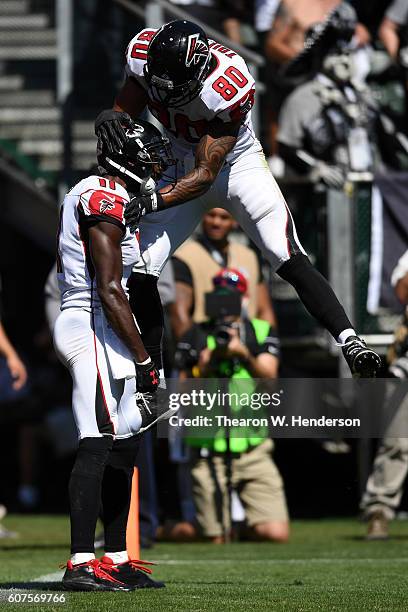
[144,20,211,108]
[97,114,175,193]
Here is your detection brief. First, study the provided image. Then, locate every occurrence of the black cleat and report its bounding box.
[100,556,165,588]
[342,336,381,378]
[62,559,134,592]
[136,389,178,434]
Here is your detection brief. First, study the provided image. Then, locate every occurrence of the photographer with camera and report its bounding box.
[171,207,277,343]
[175,268,289,543]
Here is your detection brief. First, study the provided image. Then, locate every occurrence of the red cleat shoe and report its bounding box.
[62,559,134,592]
[100,556,165,588]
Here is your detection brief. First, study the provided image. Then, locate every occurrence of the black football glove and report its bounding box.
[94,109,131,155]
[135,360,160,393]
[125,192,165,233]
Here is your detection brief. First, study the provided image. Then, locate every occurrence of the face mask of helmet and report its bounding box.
[97,119,176,193]
[144,20,211,108]
[144,59,210,108]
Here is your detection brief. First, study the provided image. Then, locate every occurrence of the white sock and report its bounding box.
[159,368,167,389]
[104,551,128,564]
[70,552,95,565]
[337,329,357,345]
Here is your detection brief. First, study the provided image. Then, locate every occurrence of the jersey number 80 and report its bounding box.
[212,66,248,101]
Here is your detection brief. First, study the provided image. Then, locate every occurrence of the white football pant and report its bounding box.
[134,142,306,277]
[53,308,141,440]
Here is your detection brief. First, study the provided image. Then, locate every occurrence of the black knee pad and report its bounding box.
[128,272,164,369]
[107,436,140,471]
[71,436,113,479]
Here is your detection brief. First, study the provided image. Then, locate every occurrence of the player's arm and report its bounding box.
[123,119,240,232]
[256,282,278,328]
[160,120,240,207]
[265,10,297,63]
[379,17,400,60]
[88,221,149,364]
[252,351,279,378]
[0,322,27,390]
[113,76,148,118]
[169,257,194,340]
[171,282,194,340]
[248,324,280,378]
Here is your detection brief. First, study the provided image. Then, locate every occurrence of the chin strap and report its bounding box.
[105,157,156,195]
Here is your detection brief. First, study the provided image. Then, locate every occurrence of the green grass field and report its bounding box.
[0,515,408,611]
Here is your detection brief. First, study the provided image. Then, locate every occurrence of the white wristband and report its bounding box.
[135,356,152,366]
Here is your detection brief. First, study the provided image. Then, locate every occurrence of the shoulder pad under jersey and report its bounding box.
[125,28,158,87]
[72,176,130,226]
[200,41,256,123]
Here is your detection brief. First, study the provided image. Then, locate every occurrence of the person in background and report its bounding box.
[171,208,277,341]
[255,0,281,43]
[360,250,408,540]
[263,0,340,170]
[378,0,408,61]
[264,0,373,170]
[0,322,27,392]
[379,0,408,98]
[277,1,408,181]
[175,268,287,542]
[0,319,27,537]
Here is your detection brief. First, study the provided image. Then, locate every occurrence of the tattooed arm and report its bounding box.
[159,120,240,207]
[123,120,240,231]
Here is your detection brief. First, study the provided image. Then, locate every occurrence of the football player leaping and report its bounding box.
[54,115,173,591]
[95,19,381,378]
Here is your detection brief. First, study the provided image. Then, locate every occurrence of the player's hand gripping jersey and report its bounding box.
[125,29,257,162]
[56,175,140,310]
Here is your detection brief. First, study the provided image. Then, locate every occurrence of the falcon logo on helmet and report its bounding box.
[125,125,145,139]
[185,33,209,67]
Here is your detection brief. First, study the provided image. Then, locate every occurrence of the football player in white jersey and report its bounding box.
[54,116,173,591]
[95,19,380,378]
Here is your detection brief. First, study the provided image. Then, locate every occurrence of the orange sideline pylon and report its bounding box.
[126,467,140,560]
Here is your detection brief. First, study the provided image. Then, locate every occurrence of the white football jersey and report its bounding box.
[125,29,257,162]
[56,175,140,311]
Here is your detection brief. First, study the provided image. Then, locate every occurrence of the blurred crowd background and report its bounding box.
[1,0,408,542]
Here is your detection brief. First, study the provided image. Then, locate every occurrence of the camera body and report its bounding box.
[212,322,235,349]
[175,288,245,373]
[205,290,242,350]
